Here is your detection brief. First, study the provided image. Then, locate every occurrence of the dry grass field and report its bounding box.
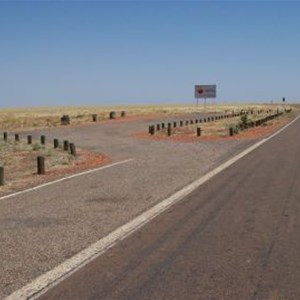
[0,103,286,131]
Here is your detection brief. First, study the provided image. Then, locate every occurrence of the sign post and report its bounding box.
[194,85,217,111]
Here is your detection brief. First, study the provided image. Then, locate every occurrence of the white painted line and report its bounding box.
[0,159,133,201]
[5,115,299,300]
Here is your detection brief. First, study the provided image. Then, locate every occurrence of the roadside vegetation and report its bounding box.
[0,103,286,131]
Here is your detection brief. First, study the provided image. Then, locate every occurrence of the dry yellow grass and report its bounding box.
[0,103,287,132]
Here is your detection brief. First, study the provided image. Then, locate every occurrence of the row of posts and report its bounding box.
[62,111,126,125]
[0,134,77,185]
[149,113,241,136]
[229,111,284,136]
[2,132,77,155]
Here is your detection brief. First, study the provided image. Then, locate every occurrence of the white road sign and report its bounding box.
[194,85,216,98]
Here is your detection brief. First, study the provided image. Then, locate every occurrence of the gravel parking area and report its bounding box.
[0,113,257,298]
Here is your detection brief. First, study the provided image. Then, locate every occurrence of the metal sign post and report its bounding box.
[194,85,216,111]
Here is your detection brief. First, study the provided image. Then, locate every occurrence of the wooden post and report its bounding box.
[121,111,126,117]
[156,124,160,131]
[63,140,69,151]
[70,143,76,156]
[185,120,189,126]
[109,111,116,119]
[173,121,177,128]
[161,123,165,129]
[180,121,183,127]
[3,132,7,141]
[15,134,19,142]
[41,135,46,145]
[27,135,32,144]
[197,127,202,137]
[167,126,171,136]
[37,156,45,175]
[229,127,234,136]
[0,166,4,186]
[54,138,59,148]
[92,114,97,122]
[150,126,155,135]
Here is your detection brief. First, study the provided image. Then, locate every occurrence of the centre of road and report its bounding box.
[5,115,300,300]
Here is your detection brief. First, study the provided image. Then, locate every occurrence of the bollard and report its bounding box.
[92,114,98,122]
[195,119,198,124]
[203,118,206,123]
[161,123,165,129]
[0,166,4,186]
[27,135,32,144]
[229,127,234,136]
[70,143,76,156]
[207,117,210,122]
[15,134,19,142]
[121,111,126,117]
[37,156,45,175]
[156,124,160,131]
[167,126,171,136]
[63,140,69,151]
[148,125,152,134]
[199,119,202,123]
[40,135,46,145]
[180,121,183,127]
[53,138,59,149]
[150,126,155,135]
[190,120,194,125]
[197,127,202,137]
[173,121,177,128]
[109,111,116,119]
[185,120,189,126]
[3,132,7,141]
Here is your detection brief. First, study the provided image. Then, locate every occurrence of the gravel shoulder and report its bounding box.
[0,113,293,298]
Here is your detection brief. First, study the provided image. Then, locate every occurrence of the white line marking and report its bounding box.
[0,159,133,201]
[5,115,299,300]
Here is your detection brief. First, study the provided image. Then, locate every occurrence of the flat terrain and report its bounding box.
[39,115,300,300]
[0,104,296,299]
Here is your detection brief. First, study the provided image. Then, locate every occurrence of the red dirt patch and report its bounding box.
[0,149,111,197]
[133,117,293,143]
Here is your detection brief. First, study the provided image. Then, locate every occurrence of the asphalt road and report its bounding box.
[1,113,253,298]
[39,117,300,300]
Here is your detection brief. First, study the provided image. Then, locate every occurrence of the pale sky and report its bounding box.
[1,1,299,107]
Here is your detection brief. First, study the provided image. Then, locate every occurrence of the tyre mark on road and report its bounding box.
[250,142,300,300]
[83,164,259,300]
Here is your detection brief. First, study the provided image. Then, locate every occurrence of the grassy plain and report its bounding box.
[0,103,287,131]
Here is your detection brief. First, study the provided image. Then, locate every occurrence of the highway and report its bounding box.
[38,118,300,300]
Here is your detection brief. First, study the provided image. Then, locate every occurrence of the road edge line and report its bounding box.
[5,115,299,300]
[0,159,134,201]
